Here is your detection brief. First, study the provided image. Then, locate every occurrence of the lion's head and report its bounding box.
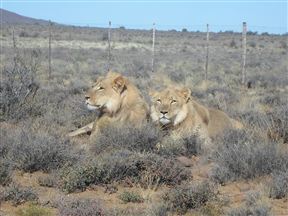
[85,72,127,115]
[150,87,191,126]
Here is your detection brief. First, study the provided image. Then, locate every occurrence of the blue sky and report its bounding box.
[1,0,287,33]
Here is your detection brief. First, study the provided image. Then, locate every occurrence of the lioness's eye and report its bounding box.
[156,99,161,103]
[97,86,104,91]
[171,99,177,104]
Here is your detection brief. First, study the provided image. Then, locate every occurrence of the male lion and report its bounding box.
[68,71,148,138]
[149,86,242,141]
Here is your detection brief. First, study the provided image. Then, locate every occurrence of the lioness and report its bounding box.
[68,71,148,138]
[149,86,242,140]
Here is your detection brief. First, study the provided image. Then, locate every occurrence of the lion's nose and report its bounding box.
[85,95,90,100]
[160,111,168,115]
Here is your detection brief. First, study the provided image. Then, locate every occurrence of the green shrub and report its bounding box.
[119,191,144,203]
[61,150,190,193]
[38,174,57,188]
[0,160,11,186]
[2,126,79,173]
[269,170,288,199]
[158,135,202,157]
[91,123,161,154]
[56,197,104,216]
[163,181,216,214]
[16,203,52,216]
[210,129,288,184]
[1,184,38,206]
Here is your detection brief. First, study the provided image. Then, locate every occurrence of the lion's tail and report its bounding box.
[230,118,244,130]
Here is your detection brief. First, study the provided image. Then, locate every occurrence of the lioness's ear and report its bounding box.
[113,76,125,93]
[179,87,191,102]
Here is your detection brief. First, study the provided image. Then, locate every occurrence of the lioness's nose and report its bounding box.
[160,111,168,115]
[85,95,90,100]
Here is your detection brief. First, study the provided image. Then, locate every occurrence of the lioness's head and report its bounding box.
[150,87,191,126]
[85,72,127,114]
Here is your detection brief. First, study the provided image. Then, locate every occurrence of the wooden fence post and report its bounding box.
[151,22,156,73]
[205,24,209,80]
[12,27,17,49]
[108,21,111,71]
[48,20,52,79]
[241,22,247,86]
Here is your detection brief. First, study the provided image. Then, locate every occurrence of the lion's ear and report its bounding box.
[149,90,158,98]
[179,87,191,102]
[113,76,125,93]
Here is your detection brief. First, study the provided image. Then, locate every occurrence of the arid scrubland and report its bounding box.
[0,24,287,215]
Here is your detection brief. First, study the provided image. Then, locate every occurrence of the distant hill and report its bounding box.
[0,8,50,25]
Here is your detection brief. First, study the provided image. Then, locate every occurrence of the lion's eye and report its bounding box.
[156,99,161,104]
[97,86,104,91]
[171,99,177,104]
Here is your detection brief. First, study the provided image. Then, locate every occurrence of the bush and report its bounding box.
[163,181,216,214]
[210,129,288,184]
[269,105,288,142]
[0,50,42,122]
[2,126,79,173]
[60,159,102,193]
[119,191,144,203]
[269,170,288,199]
[248,41,257,48]
[91,123,161,154]
[61,150,190,193]
[1,184,38,206]
[227,205,271,216]
[229,39,237,48]
[16,203,52,216]
[145,202,169,216]
[0,160,12,186]
[227,191,271,216]
[57,197,104,216]
[19,31,29,37]
[158,135,202,157]
[38,174,58,188]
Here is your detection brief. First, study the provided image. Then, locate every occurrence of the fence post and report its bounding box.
[48,20,52,79]
[241,22,247,86]
[205,24,209,80]
[151,22,156,73]
[108,21,111,71]
[12,27,17,49]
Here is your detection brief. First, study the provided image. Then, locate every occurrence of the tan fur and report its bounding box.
[150,86,243,140]
[68,71,148,138]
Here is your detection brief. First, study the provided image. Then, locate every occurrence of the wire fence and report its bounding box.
[3,21,287,90]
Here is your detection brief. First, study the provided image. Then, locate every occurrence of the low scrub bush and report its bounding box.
[0,160,12,186]
[145,202,169,216]
[157,135,202,157]
[56,197,104,216]
[91,123,161,154]
[0,50,42,122]
[210,129,288,184]
[269,105,288,142]
[2,126,79,173]
[16,203,52,216]
[1,184,38,206]
[227,205,271,216]
[61,150,190,193]
[269,170,288,199]
[163,181,216,214]
[38,174,58,188]
[227,191,271,216]
[118,191,144,203]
